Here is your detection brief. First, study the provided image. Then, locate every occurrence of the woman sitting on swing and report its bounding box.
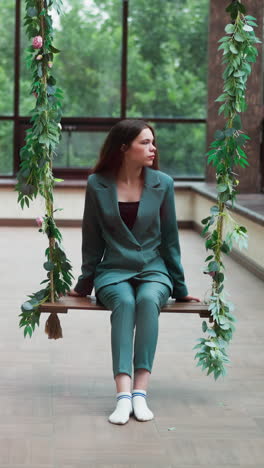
[69,119,200,425]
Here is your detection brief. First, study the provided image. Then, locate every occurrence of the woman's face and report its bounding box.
[123,128,156,167]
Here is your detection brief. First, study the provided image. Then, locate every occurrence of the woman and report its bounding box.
[69,119,200,425]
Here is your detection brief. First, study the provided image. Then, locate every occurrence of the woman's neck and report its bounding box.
[117,165,144,185]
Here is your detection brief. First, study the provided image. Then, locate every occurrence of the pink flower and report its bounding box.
[47,61,53,68]
[36,216,44,227]
[36,54,43,60]
[204,271,216,277]
[32,36,43,49]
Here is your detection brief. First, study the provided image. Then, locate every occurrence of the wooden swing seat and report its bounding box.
[39,295,212,321]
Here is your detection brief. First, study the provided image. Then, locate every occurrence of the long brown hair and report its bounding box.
[93,119,159,174]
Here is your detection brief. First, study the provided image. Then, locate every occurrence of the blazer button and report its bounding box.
[136,246,141,251]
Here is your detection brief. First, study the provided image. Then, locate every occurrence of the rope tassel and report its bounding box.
[45,313,63,339]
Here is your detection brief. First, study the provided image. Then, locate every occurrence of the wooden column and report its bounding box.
[206,0,263,193]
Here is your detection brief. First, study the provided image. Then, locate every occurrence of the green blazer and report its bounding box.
[74,167,188,299]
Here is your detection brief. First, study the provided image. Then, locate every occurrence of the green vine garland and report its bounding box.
[194,1,261,379]
[16,0,73,338]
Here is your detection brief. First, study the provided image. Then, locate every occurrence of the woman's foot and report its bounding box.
[108,392,133,425]
[132,389,154,421]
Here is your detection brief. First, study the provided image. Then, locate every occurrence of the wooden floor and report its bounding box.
[1,227,264,468]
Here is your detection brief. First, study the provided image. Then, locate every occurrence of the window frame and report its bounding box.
[0,0,207,180]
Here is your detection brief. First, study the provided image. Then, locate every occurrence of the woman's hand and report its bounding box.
[67,289,82,297]
[176,295,201,302]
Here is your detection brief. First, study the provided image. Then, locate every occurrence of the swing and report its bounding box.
[17,0,213,342]
[39,295,211,321]
[17,0,259,383]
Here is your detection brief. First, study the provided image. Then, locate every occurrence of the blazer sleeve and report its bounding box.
[74,181,105,296]
[159,178,188,299]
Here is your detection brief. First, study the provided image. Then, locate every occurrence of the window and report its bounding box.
[0,0,209,179]
[0,0,15,175]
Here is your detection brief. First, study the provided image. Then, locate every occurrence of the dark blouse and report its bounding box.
[118,201,140,230]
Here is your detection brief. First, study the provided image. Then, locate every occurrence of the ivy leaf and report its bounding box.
[47,85,56,95]
[202,224,210,236]
[205,341,216,348]
[210,205,219,215]
[234,33,244,42]
[44,261,55,271]
[216,184,228,192]
[219,192,230,202]
[205,255,214,262]
[215,93,228,102]
[49,45,61,54]
[27,7,38,17]
[218,36,230,43]
[34,289,48,301]
[214,272,224,283]
[225,24,235,34]
[205,239,213,250]
[47,76,57,85]
[245,16,257,21]
[20,183,35,196]
[226,2,241,20]
[224,128,235,137]
[221,242,230,254]
[243,25,253,32]
[21,301,34,312]
[214,130,225,140]
[237,3,246,14]
[218,103,226,116]
[201,216,211,225]
[37,63,43,78]
[39,135,50,145]
[207,329,217,338]
[229,44,238,54]
[233,114,242,130]
[233,70,245,77]
[208,261,220,272]
[239,226,247,233]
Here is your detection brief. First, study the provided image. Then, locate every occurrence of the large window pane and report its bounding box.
[20,0,122,117]
[54,129,107,168]
[0,121,13,175]
[154,122,206,177]
[19,23,33,117]
[127,0,209,118]
[0,0,15,115]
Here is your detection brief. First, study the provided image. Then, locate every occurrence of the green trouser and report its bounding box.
[96,277,171,378]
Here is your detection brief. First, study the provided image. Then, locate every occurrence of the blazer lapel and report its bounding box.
[93,168,165,245]
[131,168,164,240]
[93,171,141,246]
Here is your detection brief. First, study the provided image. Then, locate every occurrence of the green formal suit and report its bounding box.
[74,167,188,299]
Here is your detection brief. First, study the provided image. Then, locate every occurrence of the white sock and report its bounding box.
[132,389,154,421]
[108,392,132,425]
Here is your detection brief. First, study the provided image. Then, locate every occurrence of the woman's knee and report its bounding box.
[112,294,135,310]
[136,285,170,310]
[97,284,135,310]
[136,291,162,309]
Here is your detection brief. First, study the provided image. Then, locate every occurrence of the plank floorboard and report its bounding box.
[1,227,264,467]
